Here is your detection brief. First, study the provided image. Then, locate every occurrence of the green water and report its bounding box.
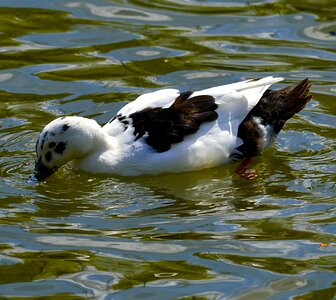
[0,0,335,299]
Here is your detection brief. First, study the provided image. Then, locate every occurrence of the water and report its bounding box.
[0,0,335,299]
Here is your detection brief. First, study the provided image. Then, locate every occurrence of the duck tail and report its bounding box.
[234,79,312,158]
[260,78,312,132]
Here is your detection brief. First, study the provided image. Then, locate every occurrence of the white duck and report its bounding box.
[33,76,312,181]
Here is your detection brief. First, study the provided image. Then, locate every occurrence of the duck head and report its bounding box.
[33,116,102,181]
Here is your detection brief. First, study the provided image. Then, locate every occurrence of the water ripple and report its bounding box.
[0,0,335,299]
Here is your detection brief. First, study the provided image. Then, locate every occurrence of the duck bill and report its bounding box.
[34,159,55,181]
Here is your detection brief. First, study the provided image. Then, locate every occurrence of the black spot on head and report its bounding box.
[45,151,52,162]
[62,124,70,132]
[48,142,56,149]
[50,132,56,136]
[54,142,66,154]
[61,117,66,120]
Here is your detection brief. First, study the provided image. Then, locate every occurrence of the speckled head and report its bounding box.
[34,116,101,181]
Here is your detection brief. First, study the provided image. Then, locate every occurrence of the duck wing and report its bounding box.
[129,91,218,152]
[103,77,284,153]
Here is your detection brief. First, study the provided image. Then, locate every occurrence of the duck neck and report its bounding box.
[72,129,120,175]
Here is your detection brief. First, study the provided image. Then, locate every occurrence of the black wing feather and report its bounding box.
[129,92,218,152]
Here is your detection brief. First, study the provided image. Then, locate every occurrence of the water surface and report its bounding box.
[0,0,335,299]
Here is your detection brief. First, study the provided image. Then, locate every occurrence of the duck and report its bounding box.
[33,76,312,181]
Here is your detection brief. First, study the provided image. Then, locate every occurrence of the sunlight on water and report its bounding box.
[0,0,335,299]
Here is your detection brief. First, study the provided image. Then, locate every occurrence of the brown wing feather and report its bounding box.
[129,92,218,152]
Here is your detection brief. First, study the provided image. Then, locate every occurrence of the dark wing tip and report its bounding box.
[287,78,313,104]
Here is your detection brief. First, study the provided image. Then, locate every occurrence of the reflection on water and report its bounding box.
[0,0,335,299]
